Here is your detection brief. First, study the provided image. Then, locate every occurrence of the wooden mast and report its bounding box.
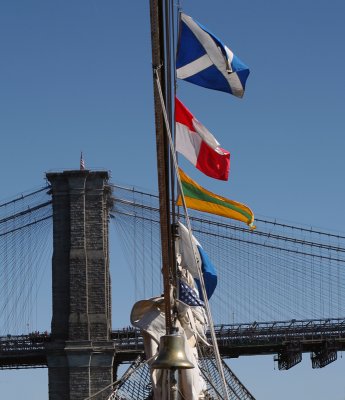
[149,3,197,399]
[149,0,174,334]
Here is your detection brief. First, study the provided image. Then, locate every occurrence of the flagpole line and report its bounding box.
[154,68,230,400]
[149,0,174,336]
[171,0,177,93]
[164,0,178,309]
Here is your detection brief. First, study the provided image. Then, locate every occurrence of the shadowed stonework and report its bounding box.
[46,170,114,400]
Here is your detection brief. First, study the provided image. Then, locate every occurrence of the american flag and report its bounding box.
[179,280,204,307]
[80,152,85,170]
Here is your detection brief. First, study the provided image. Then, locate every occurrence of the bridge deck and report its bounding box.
[1,318,345,370]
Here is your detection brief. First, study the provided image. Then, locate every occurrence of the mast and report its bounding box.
[149,0,174,333]
[149,2,192,399]
[148,1,231,399]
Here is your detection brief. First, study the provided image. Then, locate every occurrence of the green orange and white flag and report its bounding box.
[177,168,255,229]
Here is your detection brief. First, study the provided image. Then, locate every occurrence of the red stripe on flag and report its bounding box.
[175,97,196,132]
[196,142,230,181]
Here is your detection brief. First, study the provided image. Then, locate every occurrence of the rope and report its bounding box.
[154,67,230,400]
[111,198,345,257]
[110,184,345,240]
[112,187,345,323]
[83,379,121,400]
[0,187,52,335]
[0,201,52,225]
[0,186,50,209]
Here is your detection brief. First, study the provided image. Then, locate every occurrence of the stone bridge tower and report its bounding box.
[46,170,114,400]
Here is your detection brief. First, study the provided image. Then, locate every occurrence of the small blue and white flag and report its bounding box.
[178,222,217,300]
[176,13,250,98]
[195,246,217,301]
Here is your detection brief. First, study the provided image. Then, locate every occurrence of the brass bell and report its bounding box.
[151,334,195,369]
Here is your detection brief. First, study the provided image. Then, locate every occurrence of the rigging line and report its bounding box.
[171,0,177,94]
[254,217,345,240]
[198,364,224,400]
[114,229,345,320]
[181,215,345,252]
[163,0,177,241]
[0,216,52,237]
[150,0,174,334]
[154,67,229,400]
[0,201,52,225]
[82,379,122,400]
[200,354,242,400]
[193,228,345,263]
[111,209,345,260]
[113,197,345,253]
[0,186,50,209]
[111,211,159,224]
[113,221,342,284]
[112,186,345,239]
[110,183,158,198]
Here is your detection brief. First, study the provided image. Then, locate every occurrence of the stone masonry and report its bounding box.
[46,170,115,400]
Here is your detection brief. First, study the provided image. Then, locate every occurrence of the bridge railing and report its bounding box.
[213,317,345,345]
[111,327,144,351]
[2,318,345,355]
[2,318,345,369]
[0,333,50,353]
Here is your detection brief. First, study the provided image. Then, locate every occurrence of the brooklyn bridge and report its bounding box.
[1,170,345,398]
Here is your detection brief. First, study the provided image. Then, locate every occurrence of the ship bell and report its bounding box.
[151,333,195,369]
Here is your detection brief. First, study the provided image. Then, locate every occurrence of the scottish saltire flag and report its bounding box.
[176,13,250,98]
[175,97,230,180]
[178,222,218,300]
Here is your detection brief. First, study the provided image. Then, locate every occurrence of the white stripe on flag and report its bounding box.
[227,74,243,97]
[225,46,234,64]
[176,122,201,166]
[177,54,213,79]
[224,46,243,96]
[181,14,229,80]
[192,119,220,150]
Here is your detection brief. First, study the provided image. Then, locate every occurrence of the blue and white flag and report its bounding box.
[195,245,217,301]
[178,222,217,300]
[176,13,250,98]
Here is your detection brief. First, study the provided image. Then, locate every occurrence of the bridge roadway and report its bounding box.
[1,318,345,370]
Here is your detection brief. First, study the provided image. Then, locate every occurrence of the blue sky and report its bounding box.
[1,0,345,399]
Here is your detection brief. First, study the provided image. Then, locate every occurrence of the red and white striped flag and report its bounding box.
[175,97,230,181]
[80,152,85,170]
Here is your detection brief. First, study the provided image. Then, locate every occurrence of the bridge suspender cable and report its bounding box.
[111,203,345,263]
[110,184,345,240]
[0,186,49,209]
